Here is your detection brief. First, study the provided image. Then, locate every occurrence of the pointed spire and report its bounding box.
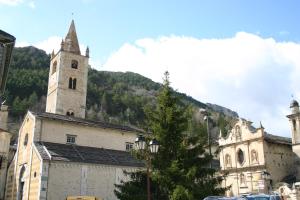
[85,46,89,57]
[259,121,264,129]
[60,39,64,51]
[51,50,55,59]
[64,20,81,55]
[219,129,222,138]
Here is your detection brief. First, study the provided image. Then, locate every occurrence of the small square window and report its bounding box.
[66,134,77,144]
[125,142,133,151]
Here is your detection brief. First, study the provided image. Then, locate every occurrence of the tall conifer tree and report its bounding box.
[115,72,227,200]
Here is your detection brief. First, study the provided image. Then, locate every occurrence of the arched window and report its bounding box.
[251,150,259,163]
[225,154,232,168]
[71,60,78,69]
[237,149,245,165]
[69,77,73,89]
[293,120,297,131]
[66,110,74,117]
[68,78,77,90]
[18,166,26,199]
[72,78,76,89]
[52,61,57,75]
[23,134,28,146]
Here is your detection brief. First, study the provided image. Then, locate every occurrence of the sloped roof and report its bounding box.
[35,141,144,167]
[264,133,292,145]
[31,111,144,133]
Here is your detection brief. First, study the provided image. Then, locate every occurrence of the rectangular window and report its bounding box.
[66,134,77,144]
[126,142,133,151]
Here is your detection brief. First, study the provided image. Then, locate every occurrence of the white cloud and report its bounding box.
[17,36,88,56]
[0,0,23,6]
[28,1,35,8]
[103,32,300,137]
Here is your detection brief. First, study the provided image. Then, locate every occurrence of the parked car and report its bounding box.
[242,194,281,200]
[66,196,101,200]
[203,196,245,200]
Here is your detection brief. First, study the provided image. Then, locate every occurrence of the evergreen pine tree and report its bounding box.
[115,72,227,200]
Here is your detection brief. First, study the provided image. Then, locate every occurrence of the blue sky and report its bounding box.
[1,0,300,137]
[1,0,300,58]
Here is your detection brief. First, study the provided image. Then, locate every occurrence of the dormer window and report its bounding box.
[71,60,78,69]
[66,134,77,144]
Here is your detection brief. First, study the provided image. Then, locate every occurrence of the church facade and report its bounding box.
[4,21,143,200]
[219,119,294,196]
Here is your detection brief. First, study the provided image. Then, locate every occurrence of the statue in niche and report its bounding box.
[251,150,258,163]
[235,125,242,140]
[225,154,232,168]
[240,173,246,185]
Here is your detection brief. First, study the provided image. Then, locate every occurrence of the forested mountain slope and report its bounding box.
[4,46,238,139]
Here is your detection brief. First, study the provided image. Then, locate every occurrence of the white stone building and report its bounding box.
[219,119,294,196]
[5,20,143,200]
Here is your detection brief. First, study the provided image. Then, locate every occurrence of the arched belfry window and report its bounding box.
[69,78,73,89]
[52,61,57,75]
[72,78,76,89]
[71,60,78,69]
[68,78,77,90]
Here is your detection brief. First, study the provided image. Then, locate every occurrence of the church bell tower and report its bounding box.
[46,20,89,118]
[287,99,300,145]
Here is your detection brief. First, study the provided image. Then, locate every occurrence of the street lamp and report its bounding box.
[135,134,160,200]
[200,108,212,168]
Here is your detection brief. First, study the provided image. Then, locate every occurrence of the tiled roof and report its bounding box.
[31,111,144,133]
[264,133,292,145]
[34,141,144,167]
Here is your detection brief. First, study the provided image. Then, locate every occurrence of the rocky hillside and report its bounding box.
[4,46,238,140]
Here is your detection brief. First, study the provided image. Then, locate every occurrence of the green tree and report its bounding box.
[115,72,227,200]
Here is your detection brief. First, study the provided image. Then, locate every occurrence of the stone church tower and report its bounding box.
[287,99,300,179]
[46,20,89,118]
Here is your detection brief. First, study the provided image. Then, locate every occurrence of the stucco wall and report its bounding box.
[40,119,138,151]
[5,112,36,200]
[28,147,42,199]
[47,162,140,200]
